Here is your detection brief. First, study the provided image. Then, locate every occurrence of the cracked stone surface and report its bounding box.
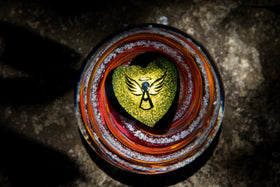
[0,0,279,186]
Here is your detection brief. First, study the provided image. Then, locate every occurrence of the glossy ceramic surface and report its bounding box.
[76,24,224,174]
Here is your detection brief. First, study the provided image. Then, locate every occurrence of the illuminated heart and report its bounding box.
[111,54,178,128]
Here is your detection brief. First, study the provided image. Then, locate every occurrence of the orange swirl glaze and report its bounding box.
[77,25,224,173]
[95,38,202,158]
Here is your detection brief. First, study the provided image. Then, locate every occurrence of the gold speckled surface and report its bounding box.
[112,57,178,127]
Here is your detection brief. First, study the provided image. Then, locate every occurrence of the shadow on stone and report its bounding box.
[0,21,80,105]
[0,125,83,187]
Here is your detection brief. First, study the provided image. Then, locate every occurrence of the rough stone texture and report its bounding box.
[0,0,279,186]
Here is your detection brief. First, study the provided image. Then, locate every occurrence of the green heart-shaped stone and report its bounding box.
[111,54,178,128]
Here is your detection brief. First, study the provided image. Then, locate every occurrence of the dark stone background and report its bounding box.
[0,0,279,186]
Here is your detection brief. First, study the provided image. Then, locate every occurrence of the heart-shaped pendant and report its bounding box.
[111,53,178,128]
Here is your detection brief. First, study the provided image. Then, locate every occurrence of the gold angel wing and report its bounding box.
[149,72,167,95]
[125,74,142,96]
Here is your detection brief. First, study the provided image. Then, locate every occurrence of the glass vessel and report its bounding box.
[76,24,225,174]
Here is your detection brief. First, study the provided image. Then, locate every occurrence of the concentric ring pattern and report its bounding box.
[76,24,225,174]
